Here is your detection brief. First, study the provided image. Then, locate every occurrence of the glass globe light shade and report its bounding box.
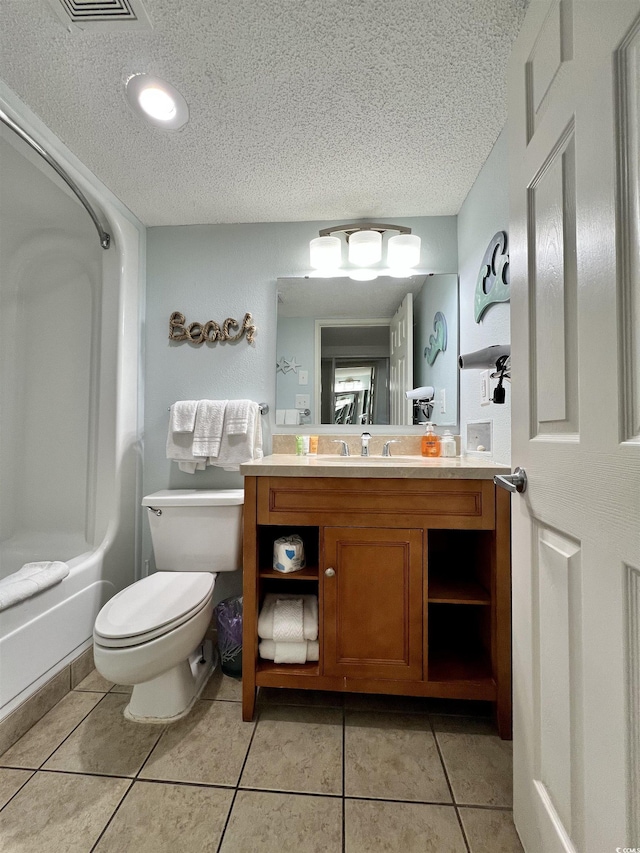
[387,233,421,269]
[310,236,341,271]
[348,268,378,281]
[348,230,382,266]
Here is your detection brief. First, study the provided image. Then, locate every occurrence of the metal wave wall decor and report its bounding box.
[474,231,510,322]
[169,311,257,344]
[424,311,448,365]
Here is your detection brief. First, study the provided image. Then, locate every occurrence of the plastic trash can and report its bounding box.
[215,595,243,677]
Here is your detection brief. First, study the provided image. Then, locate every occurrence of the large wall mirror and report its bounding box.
[276,275,458,428]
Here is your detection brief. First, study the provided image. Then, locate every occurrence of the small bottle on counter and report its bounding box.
[308,435,318,454]
[421,423,441,457]
[440,430,457,457]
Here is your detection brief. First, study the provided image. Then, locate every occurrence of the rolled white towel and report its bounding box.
[272,598,305,643]
[0,561,70,611]
[258,639,319,663]
[258,593,318,642]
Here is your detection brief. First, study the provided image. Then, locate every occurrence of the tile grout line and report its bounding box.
[88,777,134,853]
[88,716,168,852]
[0,689,112,776]
[428,714,472,853]
[215,704,260,853]
[0,769,35,814]
[134,724,169,780]
[342,703,346,853]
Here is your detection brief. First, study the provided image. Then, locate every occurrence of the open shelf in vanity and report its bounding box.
[241,463,512,738]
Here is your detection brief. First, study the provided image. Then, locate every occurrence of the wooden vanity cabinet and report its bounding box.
[242,475,512,738]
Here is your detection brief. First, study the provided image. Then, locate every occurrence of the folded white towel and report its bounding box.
[258,593,318,642]
[166,427,204,474]
[212,401,263,472]
[192,400,228,458]
[258,639,319,663]
[272,598,305,643]
[170,400,199,433]
[0,561,70,611]
[224,399,251,435]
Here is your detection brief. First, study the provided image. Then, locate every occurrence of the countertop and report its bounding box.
[240,454,509,479]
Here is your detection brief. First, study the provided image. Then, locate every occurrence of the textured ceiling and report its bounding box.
[0,0,527,226]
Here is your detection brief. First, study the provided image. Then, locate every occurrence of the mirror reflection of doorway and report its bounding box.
[321,358,390,425]
[322,362,383,424]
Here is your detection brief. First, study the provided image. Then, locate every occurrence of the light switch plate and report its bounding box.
[480,370,491,405]
[298,370,308,385]
[295,394,310,409]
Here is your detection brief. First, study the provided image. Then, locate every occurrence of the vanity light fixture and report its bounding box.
[125,73,189,130]
[309,223,421,280]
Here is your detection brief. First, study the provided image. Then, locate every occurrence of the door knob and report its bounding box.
[494,467,527,494]
[325,567,335,577]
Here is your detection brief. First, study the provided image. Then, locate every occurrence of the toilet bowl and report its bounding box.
[93,489,243,722]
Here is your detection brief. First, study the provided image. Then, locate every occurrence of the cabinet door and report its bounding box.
[323,527,423,680]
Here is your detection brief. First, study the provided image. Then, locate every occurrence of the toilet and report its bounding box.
[93,489,243,722]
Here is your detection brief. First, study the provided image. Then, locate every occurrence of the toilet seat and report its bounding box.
[94,572,216,649]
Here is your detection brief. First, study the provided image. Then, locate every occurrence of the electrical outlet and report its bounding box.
[298,370,308,385]
[295,394,310,409]
[480,370,491,405]
[439,388,446,414]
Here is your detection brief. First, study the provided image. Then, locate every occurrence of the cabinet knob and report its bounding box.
[325,567,335,577]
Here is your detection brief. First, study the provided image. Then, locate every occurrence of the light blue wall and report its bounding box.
[144,216,457,588]
[457,129,511,464]
[413,274,459,429]
[275,316,316,415]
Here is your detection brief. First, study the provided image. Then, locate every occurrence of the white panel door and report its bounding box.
[508,2,640,851]
[389,292,413,425]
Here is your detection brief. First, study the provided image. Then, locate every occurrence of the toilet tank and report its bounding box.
[142,489,244,572]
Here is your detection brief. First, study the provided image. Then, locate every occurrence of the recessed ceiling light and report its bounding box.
[125,74,189,130]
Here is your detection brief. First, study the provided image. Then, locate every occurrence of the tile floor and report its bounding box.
[0,669,524,852]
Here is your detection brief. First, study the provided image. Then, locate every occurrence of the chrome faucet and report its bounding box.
[382,440,400,457]
[360,431,371,457]
[332,439,350,457]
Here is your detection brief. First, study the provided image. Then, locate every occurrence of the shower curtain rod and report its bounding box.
[0,107,111,250]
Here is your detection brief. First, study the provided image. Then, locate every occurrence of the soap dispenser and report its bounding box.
[440,430,456,457]
[421,423,441,457]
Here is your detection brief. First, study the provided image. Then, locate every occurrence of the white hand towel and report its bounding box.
[0,561,69,611]
[192,400,228,458]
[224,399,251,435]
[272,598,305,643]
[258,640,319,663]
[170,401,199,433]
[257,593,318,642]
[213,401,263,472]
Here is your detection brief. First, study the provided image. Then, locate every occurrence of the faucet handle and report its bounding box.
[382,440,400,457]
[332,440,350,457]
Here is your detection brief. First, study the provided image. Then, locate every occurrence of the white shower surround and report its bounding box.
[0,85,143,720]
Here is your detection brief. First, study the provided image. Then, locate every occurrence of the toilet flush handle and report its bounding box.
[146,506,162,516]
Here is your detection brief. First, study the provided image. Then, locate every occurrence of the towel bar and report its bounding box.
[167,402,269,415]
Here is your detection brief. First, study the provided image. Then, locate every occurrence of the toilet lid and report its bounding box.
[94,572,216,641]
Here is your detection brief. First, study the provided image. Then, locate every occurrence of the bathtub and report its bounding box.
[0,86,144,720]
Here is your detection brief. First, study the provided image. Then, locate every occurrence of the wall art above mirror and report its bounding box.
[276,275,458,429]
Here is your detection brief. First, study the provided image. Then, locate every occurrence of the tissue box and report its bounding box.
[273,535,306,573]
